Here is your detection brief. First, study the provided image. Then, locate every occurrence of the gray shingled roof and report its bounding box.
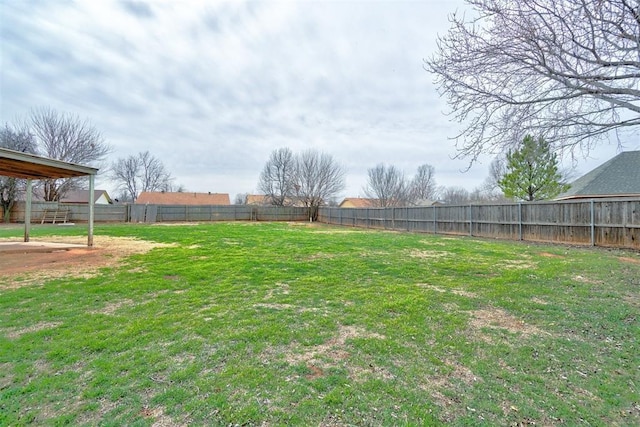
[556,151,640,200]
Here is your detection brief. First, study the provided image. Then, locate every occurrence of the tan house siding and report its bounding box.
[339,198,376,208]
[246,194,269,205]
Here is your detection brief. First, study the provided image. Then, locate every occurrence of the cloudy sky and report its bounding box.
[1,0,636,201]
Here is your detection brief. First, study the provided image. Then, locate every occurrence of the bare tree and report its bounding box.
[29,107,111,201]
[293,150,346,218]
[484,157,507,194]
[468,185,508,204]
[409,163,438,202]
[110,151,173,202]
[111,156,139,202]
[0,124,37,221]
[363,164,411,207]
[139,151,172,194]
[258,148,296,206]
[173,184,187,193]
[425,0,640,160]
[440,186,470,205]
[234,193,249,205]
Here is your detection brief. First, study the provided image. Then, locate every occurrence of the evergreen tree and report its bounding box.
[499,135,569,201]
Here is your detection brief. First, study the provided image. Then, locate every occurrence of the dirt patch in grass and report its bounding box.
[90,299,136,315]
[419,359,480,422]
[141,405,188,427]
[254,303,295,310]
[572,275,603,285]
[469,308,548,337]
[495,259,537,270]
[419,239,447,246]
[531,297,549,305]
[5,321,62,339]
[417,284,477,298]
[618,256,640,264]
[284,325,386,380]
[408,249,451,260]
[264,282,290,299]
[0,236,175,288]
[539,252,565,258]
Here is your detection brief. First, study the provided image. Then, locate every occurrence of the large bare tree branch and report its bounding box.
[425,0,640,160]
[29,107,111,200]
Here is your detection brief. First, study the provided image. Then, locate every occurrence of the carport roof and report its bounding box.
[0,147,98,179]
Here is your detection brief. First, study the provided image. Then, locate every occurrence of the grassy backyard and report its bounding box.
[0,222,638,426]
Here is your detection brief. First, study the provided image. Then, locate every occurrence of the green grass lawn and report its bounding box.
[1,222,638,426]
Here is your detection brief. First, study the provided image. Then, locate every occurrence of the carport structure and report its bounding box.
[0,147,99,247]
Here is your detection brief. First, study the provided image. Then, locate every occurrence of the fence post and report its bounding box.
[391,207,395,230]
[518,203,523,241]
[469,204,473,237]
[433,205,437,234]
[406,207,410,231]
[590,199,595,247]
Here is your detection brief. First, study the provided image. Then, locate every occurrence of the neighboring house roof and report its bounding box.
[60,190,112,204]
[136,192,230,205]
[413,199,443,207]
[556,151,640,200]
[339,198,377,208]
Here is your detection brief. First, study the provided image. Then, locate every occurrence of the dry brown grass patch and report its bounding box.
[408,249,451,260]
[572,275,603,285]
[90,299,136,315]
[283,325,386,380]
[618,256,640,264]
[5,321,62,339]
[469,308,548,337]
[254,303,295,310]
[417,283,477,299]
[539,252,565,258]
[495,259,536,270]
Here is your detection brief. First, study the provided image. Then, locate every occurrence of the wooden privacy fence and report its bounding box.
[9,199,639,249]
[10,202,128,223]
[317,198,640,250]
[142,205,309,223]
[10,202,310,224]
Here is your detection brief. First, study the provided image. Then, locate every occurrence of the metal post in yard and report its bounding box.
[24,179,32,242]
[88,174,94,246]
